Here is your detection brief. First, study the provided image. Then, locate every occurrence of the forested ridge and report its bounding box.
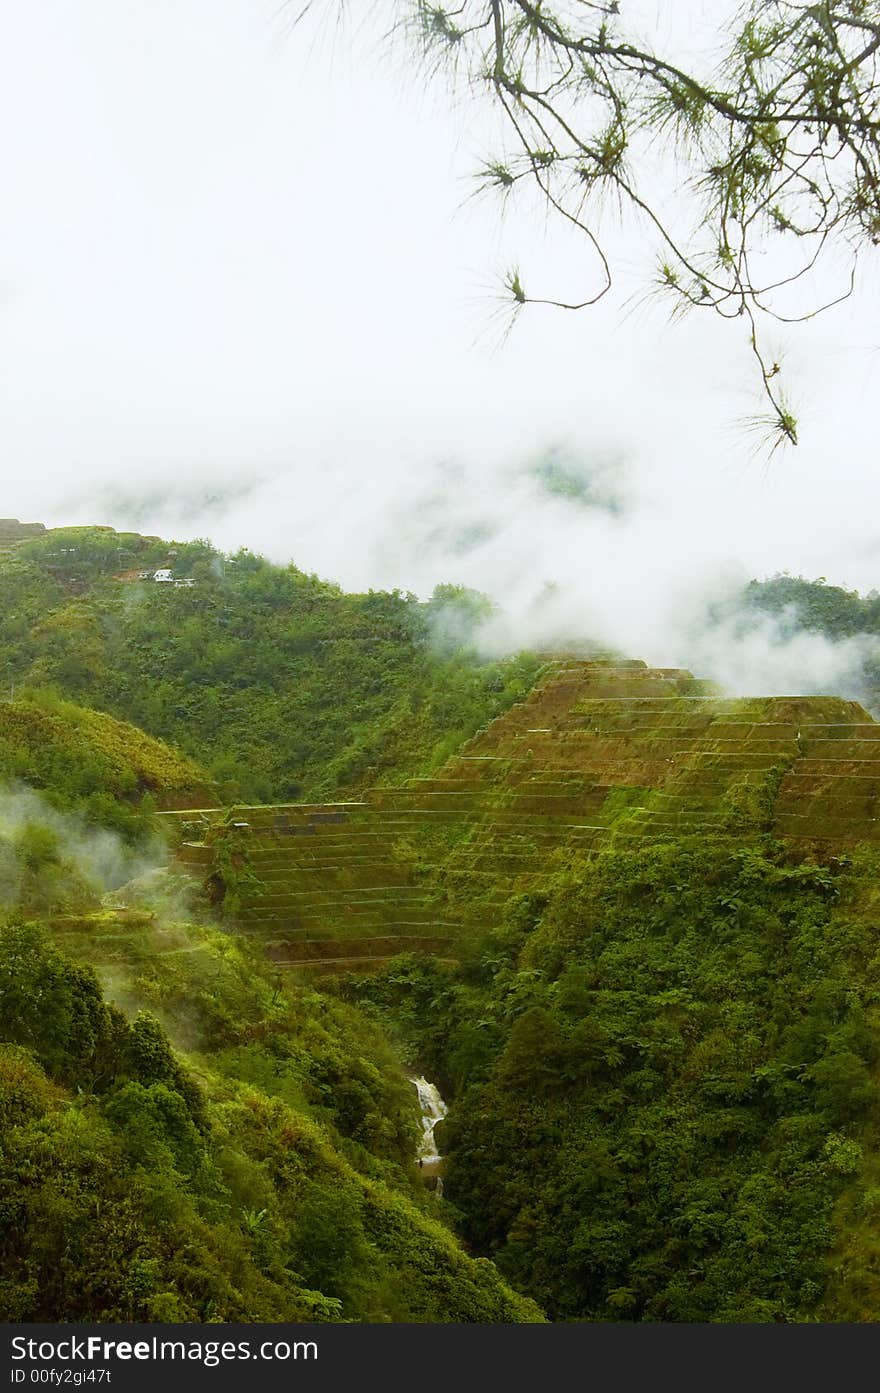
[4,521,880,1322]
[0,523,547,1323]
[739,576,880,703]
[0,914,541,1322]
[342,840,880,1321]
[0,525,542,804]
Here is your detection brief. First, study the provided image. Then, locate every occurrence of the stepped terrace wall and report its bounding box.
[160,659,880,970]
[162,802,464,972]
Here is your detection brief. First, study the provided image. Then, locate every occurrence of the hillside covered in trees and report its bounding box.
[0,524,542,804]
[724,576,880,710]
[5,521,880,1324]
[0,656,541,1322]
[345,840,880,1321]
[0,916,541,1323]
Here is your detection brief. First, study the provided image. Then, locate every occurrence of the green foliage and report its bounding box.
[15,822,60,873]
[0,920,126,1089]
[345,839,880,1321]
[742,575,880,641]
[732,575,880,710]
[0,919,542,1324]
[0,693,211,841]
[211,831,267,918]
[720,765,787,833]
[0,527,542,805]
[13,521,880,1326]
[322,0,880,442]
[122,1012,206,1130]
[526,446,624,515]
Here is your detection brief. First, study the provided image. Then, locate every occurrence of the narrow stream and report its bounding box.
[409,1075,448,1192]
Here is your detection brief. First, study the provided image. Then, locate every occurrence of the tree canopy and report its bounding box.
[302,1,880,446]
[0,527,543,806]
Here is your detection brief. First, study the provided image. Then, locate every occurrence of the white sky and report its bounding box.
[2,1,879,684]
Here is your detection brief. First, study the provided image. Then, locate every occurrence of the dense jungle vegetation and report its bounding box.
[0,641,542,1322]
[743,576,880,640]
[2,527,879,808]
[0,916,540,1322]
[0,526,542,804]
[341,840,880,1322]
[733,576,880,704]
[5,522,880,1324]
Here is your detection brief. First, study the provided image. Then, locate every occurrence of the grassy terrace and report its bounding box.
[158,659,880,971]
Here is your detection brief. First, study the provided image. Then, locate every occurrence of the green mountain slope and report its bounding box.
[7,519,880,1324]
[0,615,543,1323]
[0,918,541,1322]
[0,693,214,916]
[0,695,213,820]
[345,839,880,1321]
[163,658,880,977]
[0,523,543,803]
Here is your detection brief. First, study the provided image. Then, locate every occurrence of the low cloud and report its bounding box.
[44,430,879,709]
[0,783,163,903]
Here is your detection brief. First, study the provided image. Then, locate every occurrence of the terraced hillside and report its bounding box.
[161,658,880,970]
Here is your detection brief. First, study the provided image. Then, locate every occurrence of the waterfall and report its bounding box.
[409,1075,448,1165]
